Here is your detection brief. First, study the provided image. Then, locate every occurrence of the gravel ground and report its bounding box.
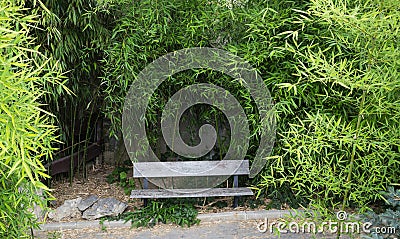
[35,220,358,239]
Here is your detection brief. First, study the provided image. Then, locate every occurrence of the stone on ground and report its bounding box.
[48,197,82,221]
[78,195,99,211]
[82,197,127,220]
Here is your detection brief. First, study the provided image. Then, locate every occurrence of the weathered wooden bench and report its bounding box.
[130,160,253,207]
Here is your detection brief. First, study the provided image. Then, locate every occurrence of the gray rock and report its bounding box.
[48,197,82,221]
[32,204,45,222]
[82,197,127,220]
[29,188,46,222]
[78,195,99,211]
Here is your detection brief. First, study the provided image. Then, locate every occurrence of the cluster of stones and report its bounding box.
[48,195,127,221]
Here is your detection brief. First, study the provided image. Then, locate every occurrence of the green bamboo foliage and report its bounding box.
[94,0,400,214]
[0,0,64,237]
[255,0,400,212]
[100,0,299,155]
[31,0,111,180]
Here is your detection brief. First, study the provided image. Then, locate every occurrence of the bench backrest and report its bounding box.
[133,160,249,178]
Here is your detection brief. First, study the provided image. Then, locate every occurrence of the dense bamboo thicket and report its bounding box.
[0,0,64,237]
[99,0,400,212]
[0,0,399,237]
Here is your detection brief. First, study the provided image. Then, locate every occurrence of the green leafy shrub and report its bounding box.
[0,0,63,237]
[254,0,400,212]
[30,0,111,181]
[106,162,135,195]
[105,200,200,228]
[98,0,399,214]
[99,0,305,168]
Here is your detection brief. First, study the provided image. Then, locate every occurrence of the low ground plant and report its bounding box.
[103,199,200,228]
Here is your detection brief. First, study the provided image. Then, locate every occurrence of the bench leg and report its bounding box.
[233,196,239,208]
[143,178,148,207]
[233,175,239,208]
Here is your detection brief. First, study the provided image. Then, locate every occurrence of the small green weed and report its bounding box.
[106,163,135,195]
[47,231,61,239]
[99,217,107,231]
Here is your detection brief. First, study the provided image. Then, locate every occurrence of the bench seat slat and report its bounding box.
[130,187,253,198]
[133,160,249,178]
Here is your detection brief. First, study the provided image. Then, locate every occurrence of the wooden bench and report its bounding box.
[130,160,253,207]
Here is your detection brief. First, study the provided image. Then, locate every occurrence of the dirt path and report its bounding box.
[35,220,356,239]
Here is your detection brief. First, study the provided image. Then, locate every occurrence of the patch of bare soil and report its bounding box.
[50,164,142,211]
